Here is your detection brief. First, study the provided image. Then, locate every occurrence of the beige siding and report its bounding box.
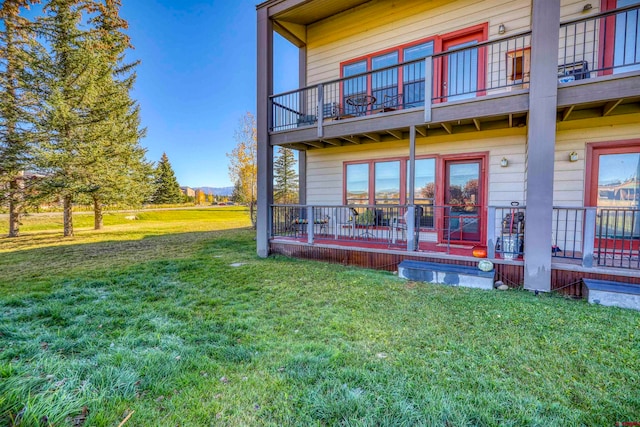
[306,0,532,85]
[306,128,527,206]
[554,114,640,206]
[305,0,599,87]
[306,115,640,208]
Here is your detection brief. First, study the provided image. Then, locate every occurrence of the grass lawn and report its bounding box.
[0,207,639,426]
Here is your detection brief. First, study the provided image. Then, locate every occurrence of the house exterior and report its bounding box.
[256,0,640,295]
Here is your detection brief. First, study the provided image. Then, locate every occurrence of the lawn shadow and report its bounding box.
[0,227,256,289]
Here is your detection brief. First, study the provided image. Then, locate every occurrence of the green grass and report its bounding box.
[0,207,639,426]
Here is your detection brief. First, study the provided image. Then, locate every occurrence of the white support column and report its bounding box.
[523,0,560,291]
[257,7,274,258]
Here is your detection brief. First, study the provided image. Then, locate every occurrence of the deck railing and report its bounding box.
[269,5,639,133]
[274,204,639,271]
[596,208,640,269]
[270,31,532,132]
[559,3,640,82]
[271,204,457,252]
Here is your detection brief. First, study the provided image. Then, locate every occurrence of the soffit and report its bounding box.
[273,0,373,25]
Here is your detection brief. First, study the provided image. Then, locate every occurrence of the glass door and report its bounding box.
[444,160,482,242]
[590,147,640,250]
[444,40,478,101]
[614,0,640,74]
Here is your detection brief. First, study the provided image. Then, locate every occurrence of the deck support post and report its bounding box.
[307,205,314,244]
[487,206,497,259]
[582,207,596,268]
[523,0,560,291]
[407,126,417,251]
[257,7,274,258]
[424,57,433,123]
[317,84,324,138]
[298,151,307,205]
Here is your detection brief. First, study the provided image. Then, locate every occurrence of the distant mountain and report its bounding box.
[195,186,233,196]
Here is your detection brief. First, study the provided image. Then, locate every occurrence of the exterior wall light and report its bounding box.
[500,157,509,167]
[569,151,579,162]
[582,3,593,12]
[498,24,506,34]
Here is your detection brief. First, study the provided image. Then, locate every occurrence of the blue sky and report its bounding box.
[121,0,298,188]
[18,0,299,188]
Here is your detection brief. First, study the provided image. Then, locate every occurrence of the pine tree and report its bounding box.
[81,0,153,229]
[0,0,39,237]
[34,0,106,236]
[33,0,152,234]
[273,146,298,204]
[151,153,183,204]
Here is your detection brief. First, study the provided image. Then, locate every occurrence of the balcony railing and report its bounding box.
[269,4,640,133]
[559,3,640,82]
[271,204,640,270]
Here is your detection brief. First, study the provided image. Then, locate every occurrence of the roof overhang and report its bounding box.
[257,0,372,46]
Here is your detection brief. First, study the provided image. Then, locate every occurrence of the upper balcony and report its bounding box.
[268,4,640,148]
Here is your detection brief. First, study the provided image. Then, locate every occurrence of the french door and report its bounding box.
[601,0,640,74]
[440,26,486,102]
[439,156,486,244]
[587,142,640,251]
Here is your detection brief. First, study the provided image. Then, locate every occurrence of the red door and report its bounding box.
[439,155,487,244]
[587,142,640,252]
[439,25,487,102]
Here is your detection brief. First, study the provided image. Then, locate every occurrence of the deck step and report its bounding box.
[582,279,640,311]
[398,260,494,290]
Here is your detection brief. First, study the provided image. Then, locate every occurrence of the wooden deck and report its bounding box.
[270,236,640,298]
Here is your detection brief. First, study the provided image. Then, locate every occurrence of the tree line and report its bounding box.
[0,0,182,237]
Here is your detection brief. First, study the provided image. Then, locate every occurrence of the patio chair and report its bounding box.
[379,93,404,112]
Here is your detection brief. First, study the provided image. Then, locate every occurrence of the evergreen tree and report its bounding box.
[33,0,152,234]
[34,0,106,236]
[151,152,183,204]
[0,0,39,237]
[81,0,153,229]
[273,146,298,204]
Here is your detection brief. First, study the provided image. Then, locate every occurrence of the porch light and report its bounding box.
[569,151,579,162]
[500,157,509,167]
[582,3,593,12]
[498,24,506,34]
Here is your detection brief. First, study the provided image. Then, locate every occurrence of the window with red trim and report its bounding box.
[344,157,436,206]
[340,23,488,106]
[340,38,436,110]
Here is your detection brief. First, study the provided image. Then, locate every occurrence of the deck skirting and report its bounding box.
[270,241,640,298]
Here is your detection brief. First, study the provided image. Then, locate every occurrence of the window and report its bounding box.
[403,42,434,107]
[340,37,437,112]
[345,163,369,205]
[345,157,435,206]
[372,52,399,110]
[411,158,436,204]
[507,48,531,83]
[375,161,400,204]
[343,61,367,115]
